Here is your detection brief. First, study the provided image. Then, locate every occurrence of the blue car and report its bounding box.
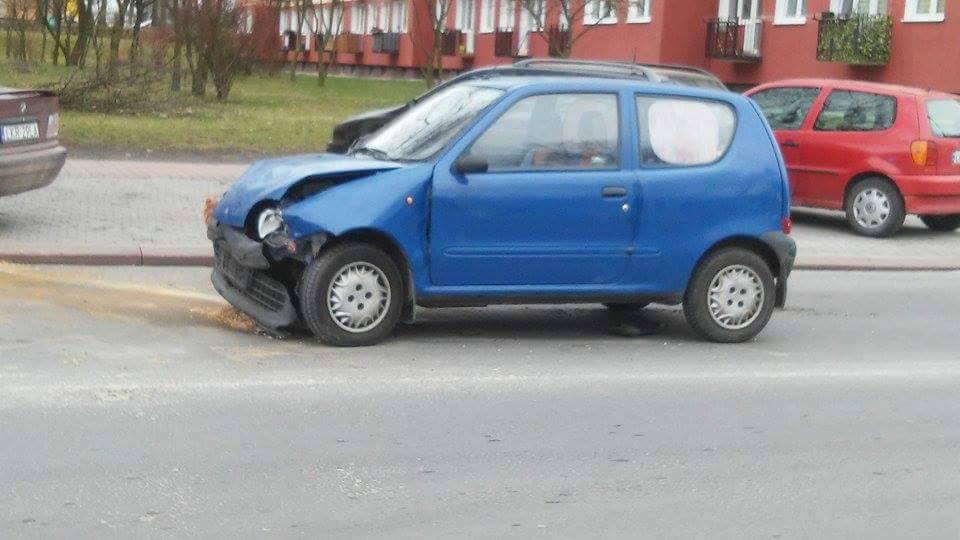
[208,75,796,346]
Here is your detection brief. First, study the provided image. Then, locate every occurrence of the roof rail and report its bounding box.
[511,58,662,82]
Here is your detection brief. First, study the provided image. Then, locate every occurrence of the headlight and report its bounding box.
[47,113,59,139]
[256,207,283,240]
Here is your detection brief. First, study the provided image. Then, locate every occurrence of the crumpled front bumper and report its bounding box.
[207,220,298,330]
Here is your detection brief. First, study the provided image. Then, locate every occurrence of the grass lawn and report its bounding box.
[1,59,425,156]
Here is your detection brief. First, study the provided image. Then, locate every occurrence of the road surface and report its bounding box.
[1,264,959,537]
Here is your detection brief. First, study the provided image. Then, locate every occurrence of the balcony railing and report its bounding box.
[705,18,761,62]
[546,26,570,57]
[816,12,892,66]
[494,30,515,57]
[372,32,401,54]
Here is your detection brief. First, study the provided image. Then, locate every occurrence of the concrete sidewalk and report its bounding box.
[1,157,958,269]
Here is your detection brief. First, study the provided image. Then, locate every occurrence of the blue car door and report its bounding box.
[429,91,638,287]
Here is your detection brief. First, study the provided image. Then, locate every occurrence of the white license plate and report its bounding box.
[953,151,960,166]
[1,122,40,143]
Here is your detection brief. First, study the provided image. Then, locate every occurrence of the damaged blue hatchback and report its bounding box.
[208,75,796,346]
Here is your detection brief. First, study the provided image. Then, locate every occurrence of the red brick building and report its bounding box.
[248,0,960,92]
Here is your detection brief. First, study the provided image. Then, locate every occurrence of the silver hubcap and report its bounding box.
[707,265,765,330]
[327,262,391,333]
[852,188,891,229]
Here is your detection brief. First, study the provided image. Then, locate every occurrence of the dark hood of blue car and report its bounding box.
[215,153,403,227]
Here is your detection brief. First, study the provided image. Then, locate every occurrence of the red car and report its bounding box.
[747,79,960,237]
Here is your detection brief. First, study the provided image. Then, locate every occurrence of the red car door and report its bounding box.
[748,86,824,202]
[786,88,905,209]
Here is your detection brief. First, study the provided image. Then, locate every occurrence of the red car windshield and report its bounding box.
[926,98,960,138]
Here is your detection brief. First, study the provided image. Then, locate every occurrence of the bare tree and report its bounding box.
[312,0,344,86]
[288,0,312,81]
[411,0,452,88]
[106,0,133,77]
[519,0,624,58]
[2,0,33,61]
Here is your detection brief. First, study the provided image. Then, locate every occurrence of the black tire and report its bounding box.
[920,214,960,232]
[844,177,905,238]
[299,243,403,347]
[683,248,776,343]
[603,302,650,312]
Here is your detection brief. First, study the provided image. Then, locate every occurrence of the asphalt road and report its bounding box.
[1,265,960,538]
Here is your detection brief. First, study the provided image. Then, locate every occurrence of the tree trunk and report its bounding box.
[67,1,92,66]
[170,0,182,90]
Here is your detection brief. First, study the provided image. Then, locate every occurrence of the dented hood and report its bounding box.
[215,153,403,227]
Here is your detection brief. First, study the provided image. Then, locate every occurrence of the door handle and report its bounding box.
[781,140,800,148]
[601,186,627,198]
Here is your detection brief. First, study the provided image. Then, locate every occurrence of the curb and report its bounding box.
[2,252,960,272]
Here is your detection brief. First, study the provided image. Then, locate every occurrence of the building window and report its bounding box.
[389,0,407,32]
[456,0,474,30]
[351,2,367,33]
[904,0,945,22]
[479,0,495,32]
[498,0,515,29]
[774,0,806,25]
[584,0,617,25]
[626,0,650,23]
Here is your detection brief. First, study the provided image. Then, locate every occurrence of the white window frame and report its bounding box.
[497,0,515,30]
[479,0,495,32]
[584,0,617,25]
[903,0,944,23]
[626,0,650,23]
[773,0,806,25]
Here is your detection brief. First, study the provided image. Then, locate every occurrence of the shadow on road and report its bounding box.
[790,208,953,239]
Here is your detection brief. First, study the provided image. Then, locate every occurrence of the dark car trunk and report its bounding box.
[0,89,59,152]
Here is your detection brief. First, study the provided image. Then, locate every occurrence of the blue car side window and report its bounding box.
[467,93,620,172]
[636,95,736,168]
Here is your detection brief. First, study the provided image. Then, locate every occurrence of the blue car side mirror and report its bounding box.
[454,155,489,175]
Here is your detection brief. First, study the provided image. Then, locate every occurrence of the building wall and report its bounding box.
[706,0,960,93]
[250,0,960,93]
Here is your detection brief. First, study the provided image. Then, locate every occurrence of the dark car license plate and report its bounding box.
[1,122,40,143]
[215,245,253,289]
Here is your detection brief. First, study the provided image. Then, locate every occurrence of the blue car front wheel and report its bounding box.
[299,243,404,347]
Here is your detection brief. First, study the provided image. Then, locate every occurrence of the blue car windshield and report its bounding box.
[351,85,505,162]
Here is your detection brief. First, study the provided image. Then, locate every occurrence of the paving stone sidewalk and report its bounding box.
[0,158,957,268]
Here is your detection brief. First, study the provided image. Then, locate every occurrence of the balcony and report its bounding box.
[372,32,401,55]
[817,12,892,66]
[705,18,761,62]
[494,30,516,57]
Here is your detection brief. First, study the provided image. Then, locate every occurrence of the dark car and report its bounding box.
[326,59,726,153]
[0,87,67,198]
